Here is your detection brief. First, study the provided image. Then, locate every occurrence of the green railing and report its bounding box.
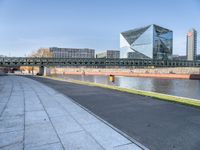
[0,57,199,67]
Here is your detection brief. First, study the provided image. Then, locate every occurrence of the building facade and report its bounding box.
[96,50,120,58]
[197,54,200,60]
[172,55,187,60]
[49,47,95,58]
[120,24,173,60]
[186,29,197,61]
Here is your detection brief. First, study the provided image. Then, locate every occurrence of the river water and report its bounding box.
[54,74,200,100]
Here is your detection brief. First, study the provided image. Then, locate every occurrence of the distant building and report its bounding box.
[120,24,173,60]
[49,47,95,58]
[96,50,120,58]
[197,54,200,60]
[172,55,187,60]
[186,29,197,61]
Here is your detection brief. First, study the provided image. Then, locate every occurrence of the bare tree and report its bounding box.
[20,48,53,74]
[30,48,53,57]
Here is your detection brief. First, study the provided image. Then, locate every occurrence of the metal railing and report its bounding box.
[0,57,199,67]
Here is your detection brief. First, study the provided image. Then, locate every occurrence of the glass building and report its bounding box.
[120,24,173,60]
[96,50,120,58]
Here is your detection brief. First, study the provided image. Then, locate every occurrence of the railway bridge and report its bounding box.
[0,57,200,75]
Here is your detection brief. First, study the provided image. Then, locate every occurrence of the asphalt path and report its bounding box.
[28,76,200,150]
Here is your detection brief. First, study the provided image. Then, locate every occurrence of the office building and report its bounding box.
[172,55,187,60]
[49,47,95,58]
[120,24,173,60]
[197,54,200,60]
[186,29,197,61]
[96,50,120,58]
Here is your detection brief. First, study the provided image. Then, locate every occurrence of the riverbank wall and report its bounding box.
[48,67,200,80]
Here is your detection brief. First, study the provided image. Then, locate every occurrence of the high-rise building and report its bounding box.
[186,29,197,61]
[96,50,120,58]
[49,47,95,58]
[120,24,173,60]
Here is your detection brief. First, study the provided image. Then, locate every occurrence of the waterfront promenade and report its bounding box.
[30,76,200,150]
[0,75,142,150]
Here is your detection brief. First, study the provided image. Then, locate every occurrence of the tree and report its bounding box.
[30,48,53,57]
[20,48,53,74]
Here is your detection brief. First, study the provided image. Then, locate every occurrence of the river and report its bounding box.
[54,74,200,100]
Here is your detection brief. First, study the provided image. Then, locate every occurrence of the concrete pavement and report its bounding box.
[29,76,200,150]
[0,75,143,150]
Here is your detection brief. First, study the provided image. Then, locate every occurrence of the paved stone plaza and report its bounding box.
[0,75,142,150]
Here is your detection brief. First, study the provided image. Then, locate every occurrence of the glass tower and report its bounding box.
[120,24,173,60]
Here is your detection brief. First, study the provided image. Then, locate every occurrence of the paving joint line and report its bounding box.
[54,97,106,150]
[19,80,26,150]
[32,77,106,150]
[0,141,23,149]
[0,76,14,117]
[30,82,66,150]
[66,96,148,150]
[0,129,24,134]
[25,141,61,149]
[113,142,134,148]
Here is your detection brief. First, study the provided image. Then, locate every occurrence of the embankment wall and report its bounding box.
[47,67,200,79]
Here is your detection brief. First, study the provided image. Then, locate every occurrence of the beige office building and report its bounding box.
[49,47,95,58]
[186,29,197,61]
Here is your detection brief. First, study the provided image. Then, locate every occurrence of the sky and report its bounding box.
[0,0,199,56]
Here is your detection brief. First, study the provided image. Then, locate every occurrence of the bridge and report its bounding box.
[0,57,200,67]
[1,57,200,75]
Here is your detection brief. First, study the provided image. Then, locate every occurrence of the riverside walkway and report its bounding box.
[0,75,142,150]
[29,76,200,150]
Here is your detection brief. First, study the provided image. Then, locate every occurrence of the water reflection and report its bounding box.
[56,74,200,100]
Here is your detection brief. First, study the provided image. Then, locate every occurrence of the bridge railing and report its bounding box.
[0,57,200,67]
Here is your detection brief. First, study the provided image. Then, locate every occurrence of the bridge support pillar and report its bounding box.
[39,66,47,76]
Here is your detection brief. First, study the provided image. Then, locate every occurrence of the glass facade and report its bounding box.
[120,24,173,60]
[49,47,95,58]
[96,50,120,58]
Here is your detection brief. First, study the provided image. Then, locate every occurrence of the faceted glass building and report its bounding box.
[120,24,173,60]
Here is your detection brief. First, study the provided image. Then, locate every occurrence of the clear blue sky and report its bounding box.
[0,0,199,56]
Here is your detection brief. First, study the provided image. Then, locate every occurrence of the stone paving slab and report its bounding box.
[0,117,24,133]
[25,123,59,149]
[25,110,49,125]
[59,131,103,150]
[0,76,143,150]
[0,142,23,150]
[51,115,83,135]
[112,144,142,150]
[0,130,23,148]
[83,121,131,149]
[27,142,63,150]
